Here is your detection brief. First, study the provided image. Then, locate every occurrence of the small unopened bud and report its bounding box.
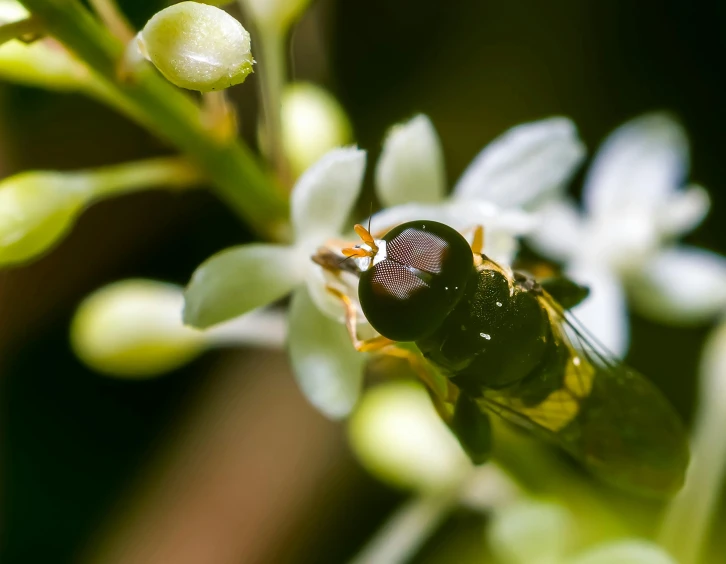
[281,83,352,178]
[0,0,29,23]
[0,171,89,266]
[488,500,571,564]
[241,0,310,33]
[348,381,470,492]
[138,2,254,92]
[71,280,205,378]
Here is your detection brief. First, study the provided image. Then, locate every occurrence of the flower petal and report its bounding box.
[527,198,584,263]
[567,540,677,564]
[584,113,689,218]
[657,184,710,238]
[375,114,446,208]
[288,286,366,419]
[291,147,366,244]
[370,200,533,266]
[627,246,726,325]
[567,262,630,357]
[452,117,585,208]
[183,244,300,329]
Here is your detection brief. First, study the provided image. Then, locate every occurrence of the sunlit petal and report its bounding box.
[567,262,630,358]
[288,286,366,419]
[584,113,689,218]
[453,117,585,208]
[528,198,583,263]
[657,184,710,238]
[375,114,446,208]
[627,246,726,325]
[183,243,301,328]
[292,147,366,244]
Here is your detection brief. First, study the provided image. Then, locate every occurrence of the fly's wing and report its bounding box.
[479,294,690,498]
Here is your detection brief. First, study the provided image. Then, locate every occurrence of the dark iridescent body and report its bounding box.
[343,219,689,497]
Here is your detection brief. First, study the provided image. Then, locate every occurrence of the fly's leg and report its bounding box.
[325,285,457,417]
[326,286,395,352]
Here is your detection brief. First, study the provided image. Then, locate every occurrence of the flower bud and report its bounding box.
[488,500,572,564]
[0,171,90,266]
[281,83,352,178]
[0,0,29,23]
[138,2,254,92]
[348,381,470,492]
[241,0,310,33]
[71,280,205,378]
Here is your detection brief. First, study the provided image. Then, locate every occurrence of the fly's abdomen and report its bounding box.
[416,266,551,394]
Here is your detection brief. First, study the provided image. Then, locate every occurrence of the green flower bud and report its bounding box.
[281,83,353,178]
[241,0,311,33]
[0,0,29,23]
[0,171,90,266]
[348,381,470,492]
[489,500,572,564]
[138,2,254,92]
[71,280,205,378]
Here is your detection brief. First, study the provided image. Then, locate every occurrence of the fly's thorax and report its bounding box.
[358,220,474,342]
[416,264,552,392]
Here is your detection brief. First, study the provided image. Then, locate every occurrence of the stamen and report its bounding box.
[354,224,379,252]
[343,247,372,258]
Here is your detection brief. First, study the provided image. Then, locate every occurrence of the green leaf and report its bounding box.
[183,243,299,328]
[288,286,365,419]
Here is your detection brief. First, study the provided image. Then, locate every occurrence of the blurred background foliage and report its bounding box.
[1,0,726,562]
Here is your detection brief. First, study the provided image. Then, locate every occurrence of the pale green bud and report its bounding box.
[138,2,254,92]
[0,0,29,23]
[488,500,572,564]
[71,280,205,378]
[242,0,311,33]
[281,83,353,178]
[0,171,90,266]
[348,381,470,492]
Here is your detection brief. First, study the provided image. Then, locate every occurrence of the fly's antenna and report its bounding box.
[367,200,374,235]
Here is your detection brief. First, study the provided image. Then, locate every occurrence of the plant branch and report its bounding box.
[18,0,288,240]
[0,16,42,46]
[349,492,457,564]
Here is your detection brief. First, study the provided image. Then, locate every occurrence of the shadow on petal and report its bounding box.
[288,286,366,419]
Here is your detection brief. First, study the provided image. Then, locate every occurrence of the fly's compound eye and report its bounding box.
[358,220,474,341]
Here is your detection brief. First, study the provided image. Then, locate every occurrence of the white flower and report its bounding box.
[531,113,726,356]
[183,116,586,418]
[370,114,585,266]
[183,147,368,418]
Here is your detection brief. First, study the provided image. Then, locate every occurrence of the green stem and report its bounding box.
[658,323,726,564]
[18,0,288,240]
[87,0,134,43]
[0,16,42,46]
[349,492,457,564]
[81,156,203,198]
[257,25,290,188]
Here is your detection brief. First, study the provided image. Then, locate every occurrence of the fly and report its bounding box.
[314,219,689,497]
